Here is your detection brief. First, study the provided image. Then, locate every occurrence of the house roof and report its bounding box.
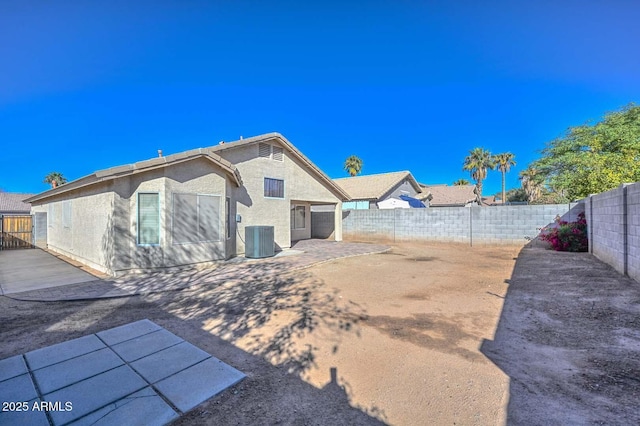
[208,133,350,201]
[333,171,422,201]
[25,132,349,204]
[25,149,242,204]
[420,184,477,206]
[0,193,34,213]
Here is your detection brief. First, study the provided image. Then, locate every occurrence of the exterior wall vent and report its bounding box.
[272,146,284,162]
[245,226,275,258]
[258,143,271,158]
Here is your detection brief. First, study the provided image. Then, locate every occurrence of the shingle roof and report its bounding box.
[334,171,422,200]
[0,193,34,213]
[26,133,350,203]
[421,184,477,206]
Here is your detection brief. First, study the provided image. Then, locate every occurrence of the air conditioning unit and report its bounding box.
[245,226,275,258]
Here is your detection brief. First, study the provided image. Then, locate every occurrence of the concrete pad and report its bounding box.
[69,387,178,426]
[0,374,38,403]
[155,357,246,413]
[45,365,147,425]
[131,341,210,384]
[0,355,27,382]
[32,348,124,394]
[96,319,161,346]
[0,249,97,294]
[0,399,49,426]
[110,329,183,362]
[26,335,105,370]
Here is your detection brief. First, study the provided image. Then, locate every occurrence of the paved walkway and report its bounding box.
[0,249,99,296]
[4,240,389,302]
[0,319,244,425]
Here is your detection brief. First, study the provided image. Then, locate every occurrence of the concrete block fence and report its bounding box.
[585,182,640,282]
[341,203,583,246]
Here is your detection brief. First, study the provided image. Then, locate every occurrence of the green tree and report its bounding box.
[344,155,363,177]
[519,167,545,204]
[453,178,470,186]
[44,172,67,188]
[493,152,516,205]
[463,148,495,205]
[532,104,640,200]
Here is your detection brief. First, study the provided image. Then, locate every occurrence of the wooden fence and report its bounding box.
[0,215,33,250]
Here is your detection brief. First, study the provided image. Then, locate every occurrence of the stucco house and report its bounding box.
[419,184,477,207]
[334,171,424,210]
[0,193,34,216]
[25,133,349,275]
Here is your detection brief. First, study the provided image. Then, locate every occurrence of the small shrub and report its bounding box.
[539,212,588,252]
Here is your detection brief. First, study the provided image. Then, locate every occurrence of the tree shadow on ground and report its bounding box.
[480,247,640,425]
[0,286,388,424]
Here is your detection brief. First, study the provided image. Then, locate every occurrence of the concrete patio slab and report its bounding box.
[33,348,124,394]
[0,249,98,295]
[96,318,161,346]
[0,320,245,425]
[68,387,178,426]
[0,399,49,426]
[0,355,27,382]
[25,334,105,370]
[45,365,148,425]
[130,341,210,384]
[0,374,38,403]
[110,329,183,362]
[155,357,246,413]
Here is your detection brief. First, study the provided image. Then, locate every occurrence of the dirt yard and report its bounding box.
[1,242,639,425]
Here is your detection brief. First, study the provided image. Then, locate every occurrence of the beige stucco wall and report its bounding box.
[30,182,116,273]
[32,157,230,275]
[218,142,341,253]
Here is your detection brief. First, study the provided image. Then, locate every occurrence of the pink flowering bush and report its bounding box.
[539,212,588,252]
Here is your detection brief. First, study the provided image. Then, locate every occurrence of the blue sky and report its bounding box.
[2,1,639,196]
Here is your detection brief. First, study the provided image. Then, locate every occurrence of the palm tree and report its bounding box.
[453,179,470,186]
[463,148,495,205]
[344,155,363,177]
[519,167,542,203]
[494,152,516,204]
[44,172,67,189]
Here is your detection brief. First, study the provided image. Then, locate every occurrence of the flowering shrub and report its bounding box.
[539,212,588,252]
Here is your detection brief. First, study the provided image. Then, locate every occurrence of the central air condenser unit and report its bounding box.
[245,226,275,258]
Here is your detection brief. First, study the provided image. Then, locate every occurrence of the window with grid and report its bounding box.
[172,193,221,244]
[264,178,284,198]
[138,193,160,245]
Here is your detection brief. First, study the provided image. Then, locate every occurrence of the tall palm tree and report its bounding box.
[43,172,67,189]
[519,167,542,203]
[494,152,516,204]
[453,179,470,186]
[344,155,363,177]
[463,148,495,205]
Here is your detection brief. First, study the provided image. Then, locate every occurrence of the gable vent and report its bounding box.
[258,143,271,158]
[272,146,284,162]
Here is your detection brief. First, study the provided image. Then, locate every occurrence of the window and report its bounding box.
[258,143,284,162]
[172,193,221,244]
[290,205,306,229]
[264,178,284,198]
[225,197,231,239]
[138,193,160,245]
[62,200,72,229]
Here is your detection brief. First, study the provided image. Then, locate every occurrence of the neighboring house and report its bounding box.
[25,133,349,275]
[419,184,477,207]
[334,171,423,210]
[378,195,426,209]
[0,193,34,216]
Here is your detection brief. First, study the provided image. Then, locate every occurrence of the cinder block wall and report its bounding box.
[586,182,640,282]
[342,204,583,245]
